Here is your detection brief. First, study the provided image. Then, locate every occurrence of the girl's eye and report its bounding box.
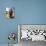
[9,9,13,18]
[6,8,15,19]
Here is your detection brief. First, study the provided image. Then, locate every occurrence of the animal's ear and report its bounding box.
[8,37,10,40]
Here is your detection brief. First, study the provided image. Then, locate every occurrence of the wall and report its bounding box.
[16,0,46,24]
[0,0,18,44]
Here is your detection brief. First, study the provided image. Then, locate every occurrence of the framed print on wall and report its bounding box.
[18,24,46,42]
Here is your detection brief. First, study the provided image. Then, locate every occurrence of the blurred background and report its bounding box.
[0,0,46,46]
